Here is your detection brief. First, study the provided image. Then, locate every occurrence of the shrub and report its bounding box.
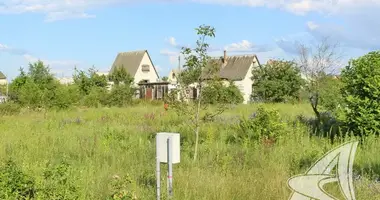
[0,160,36,199]
[228,106,287,145]
[39,161,79,200]
[81,87,108,108]
[107,174,138,200]
[340,51,380,137]
[202,81,243,105]
[105,84,136,107]
[50,84,81,110]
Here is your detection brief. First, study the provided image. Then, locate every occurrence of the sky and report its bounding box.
[0,0,379,81]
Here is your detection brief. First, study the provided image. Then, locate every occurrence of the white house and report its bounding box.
[109,50,160,86]
[0,71,7,103]
[57,77,74,85]
[109,50,169,100]
[167,68,182,84]
[171,50,260,104]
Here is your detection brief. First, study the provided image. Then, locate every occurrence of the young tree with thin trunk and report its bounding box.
[296,37,343,121]
[167,24,226,162]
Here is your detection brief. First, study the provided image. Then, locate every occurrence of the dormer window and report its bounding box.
[142,65,150,72]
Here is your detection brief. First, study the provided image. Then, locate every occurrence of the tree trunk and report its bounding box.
[193,85,202,162]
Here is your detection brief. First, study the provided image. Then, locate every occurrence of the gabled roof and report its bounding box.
[206,54,260,81]
[109,50,159,78]
[0,71,6,79]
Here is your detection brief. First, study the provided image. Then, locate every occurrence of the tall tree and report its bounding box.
[251,60,304,102]
[296,37,342,121]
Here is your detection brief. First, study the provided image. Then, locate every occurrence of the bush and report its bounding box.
[105,84,136,107]
[81,87,108,108]
[202,81,243,105]
[39,161,79,200]
[227,106,287,145]
[340,51,380,137]
[107,174,138,200]
[0,160,36,199]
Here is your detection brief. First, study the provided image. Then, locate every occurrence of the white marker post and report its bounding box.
[156,133,180,200]
[167,137,173,198]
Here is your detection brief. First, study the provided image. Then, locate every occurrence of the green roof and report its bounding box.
[0,71,6,79]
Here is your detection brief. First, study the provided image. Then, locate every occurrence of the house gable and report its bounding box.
[109,50,160,84]
[133,51,159,85]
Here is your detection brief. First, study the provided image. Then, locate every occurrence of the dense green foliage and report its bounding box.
[317,75,344,113]
[341,51,380,137]
[202,81,243,105]
[8,61,67,109]
[7,62,137,110]
[251,60,304,102]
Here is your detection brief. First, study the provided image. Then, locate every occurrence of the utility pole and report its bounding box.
[178,55,181,80]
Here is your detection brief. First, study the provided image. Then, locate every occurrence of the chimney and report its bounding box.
[223,50,227,64]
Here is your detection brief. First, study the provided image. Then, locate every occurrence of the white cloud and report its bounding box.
[224,40,274,53]
[1,0,375,22]
[306,19,380,51]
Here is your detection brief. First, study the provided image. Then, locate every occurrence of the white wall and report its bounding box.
[133,52,159,86]
[233,61,257,104]
[0,79,7,85]
[167,70,178,83]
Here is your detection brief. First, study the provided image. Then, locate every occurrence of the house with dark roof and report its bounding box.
[109,50,160,85]
[109,50,171,100]
[171,50,260,104]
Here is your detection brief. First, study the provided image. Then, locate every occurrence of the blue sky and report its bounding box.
[0,0,378,81]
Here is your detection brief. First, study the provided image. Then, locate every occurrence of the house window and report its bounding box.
[142,65,150,72]
[172,73,175,79]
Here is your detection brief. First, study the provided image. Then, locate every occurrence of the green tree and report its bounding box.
[317,75,344,113]
[251,60,304,102]
[108,66,134,85]
[8,67,28,102]
[73,66,108,95]
[297,37,342,122]
[161,76,168,81]
[8,61,65,109]
[167,24,228,161]
[340,51,380,137]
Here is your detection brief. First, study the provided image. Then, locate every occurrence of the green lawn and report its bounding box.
[0,103,379,199]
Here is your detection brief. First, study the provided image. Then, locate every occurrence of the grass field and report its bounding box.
[0,103,380,199]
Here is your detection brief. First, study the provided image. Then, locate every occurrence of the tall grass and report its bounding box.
[0,103,379,199]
